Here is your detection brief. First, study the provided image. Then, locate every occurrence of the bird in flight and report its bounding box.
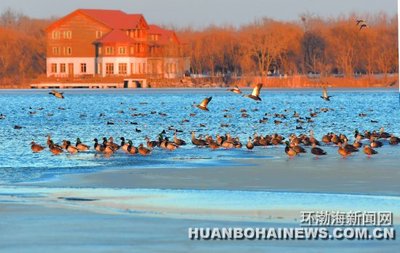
[321,86,332,101]
[227,86,242,94]
[244,83,263,101]
[356,19,368,30]
[49,90,64,99]
[196,97,212,111]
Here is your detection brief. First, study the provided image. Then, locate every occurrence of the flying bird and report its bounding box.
[321,86,332,101]
[356,19,365,26]
[244,83,263,101]
[49,90,64,99]
[359,23,368,30]
[196,97,212,111]
[227,86,242,94]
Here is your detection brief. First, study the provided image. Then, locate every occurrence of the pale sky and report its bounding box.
[0,0,397,28]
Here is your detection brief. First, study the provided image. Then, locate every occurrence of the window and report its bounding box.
[105,63,114,75]
[67,47,72,55]
[118,47,126,55]
[96,31,103,39]
[105,47,114,55]
[80,63,87,73]
[142,63,146,74]
[60,63,66,73]
[52,47,60,55]
[130,46,134,54]
[118,63,127,75]
[51,63,57,73]
[64,31,72,39]
[52,31,60,39]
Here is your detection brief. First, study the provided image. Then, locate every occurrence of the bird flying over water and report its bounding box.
[321,87,332,101]
[49,90,64,99]
[196,97,212,111]
[244,83,262,101]
[227,86,242,94]
[356,19,365,26]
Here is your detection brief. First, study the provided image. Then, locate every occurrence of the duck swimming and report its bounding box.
[31,141,45,153]
[76,138,89,151]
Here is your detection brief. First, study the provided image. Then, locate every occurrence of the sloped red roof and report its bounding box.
[94,30,133,44]
[149,25,180,45]
[78,9,147,29]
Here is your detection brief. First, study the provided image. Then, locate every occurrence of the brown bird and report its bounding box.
[49,143,63,155]
[285,141,297,157]
[363,145,378,157]
[227,86,242,94]
[138,144,151,156]
[65,141,78,154]
[244,83,262,101]
[49,90,64,99]
[31,141,45,153]
[321,86,332,101]
[338,144,351,158]
[75,138,89,151]
[246,137,254,150]
[311,144,327,158]
[173,132,186,146]
[196,97,212,111]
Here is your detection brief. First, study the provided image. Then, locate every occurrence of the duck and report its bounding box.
[65,141,78,154]
[311,144,327,158]
[120,137,130,153]
[322,134,331,144]
[76,138,89,151]
[145,137,158,149]
[363,145,378,157]
[285,141,298,157]
[244,83,263,101]
[227,86,242,94]
[379,128,390,139]
[370,137,383,148]
[246,137,254,150]
[49,90,64,99]
[138,144,151,156]
[31,141,45,153]
[103,137,120,151]
[321,86,332,101]
[191,132,208,146]
[94,138,114,154]
[160,137,178,151]
[49,143,63,155]
[338,144,352,158]
[196,97,212,111]
[173,132,186,146]
[292,144,307,154]
[127,140,138,155]
[389,135,399,145]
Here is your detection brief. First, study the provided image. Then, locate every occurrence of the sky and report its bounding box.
[0,0,397,28]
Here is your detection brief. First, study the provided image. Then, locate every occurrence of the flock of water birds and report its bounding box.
[25,84,400,160]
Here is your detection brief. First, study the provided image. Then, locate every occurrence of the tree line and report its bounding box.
[177,13,398,80]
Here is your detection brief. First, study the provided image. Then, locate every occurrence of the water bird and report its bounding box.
[246,137,254,150]
[191,132,208,146]
[49,143,63,155]
[321,87,332,101]
[65,141,78,154]
[127,140,138,154]
[389,135,400,145]
[338,144,352,158]
[311,144,327,158]
[138,144,151,156]
[49,90,64,99]
[173,132,186,146]
[75,138,89,151]
[31,141,45,153]
[14,125,23,129]
[196,97,212,111]
[363,145,378,157]
[244,83,262,101]
[227,86,242,94]
[285,141,298,157]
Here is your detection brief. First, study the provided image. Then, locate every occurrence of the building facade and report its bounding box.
[46,9,188,79]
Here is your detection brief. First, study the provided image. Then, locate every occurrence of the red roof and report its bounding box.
[78,9,147,30]
[149,25,180,45]
[94,30,133,44]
